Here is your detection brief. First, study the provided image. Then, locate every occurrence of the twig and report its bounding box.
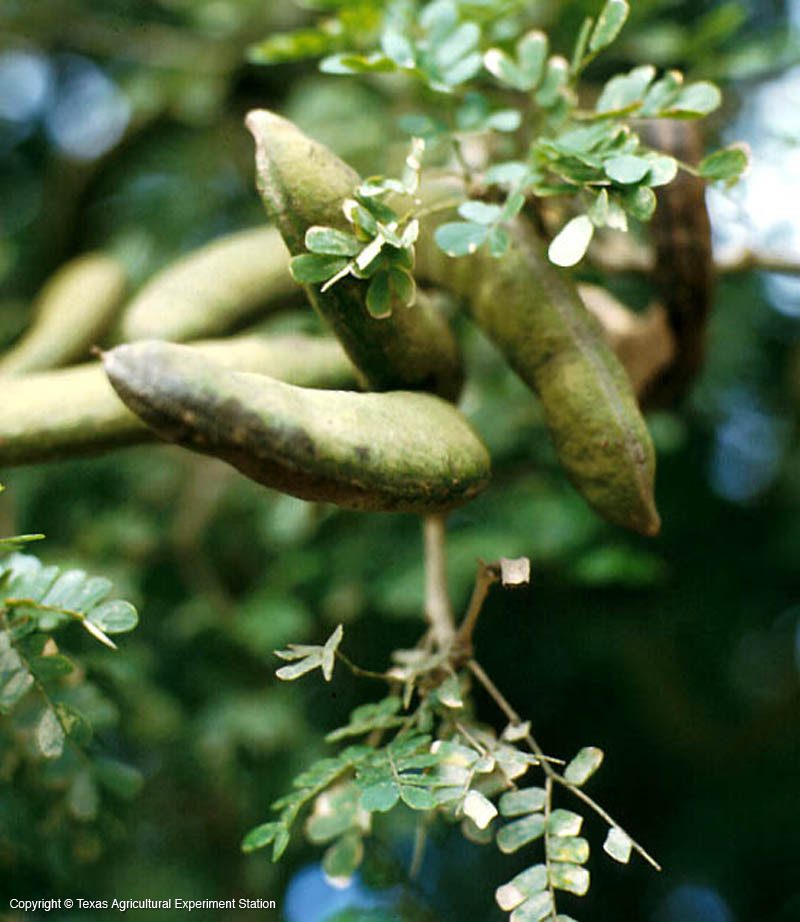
[423,515,455,649]
[467,658,662,871]
[408,817,429,881]
[543,775,557,921]
[334,649,393,682]
[454,559,500,653]
[589,237,800,278]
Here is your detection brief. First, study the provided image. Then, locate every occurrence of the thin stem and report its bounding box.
[467,658,661,871]
[411,197,466,221]
[335,649,393,682]
[423,515,455,649]
[543,775,557,921]
[454,560,500,651]
[451,134,475,189]
[554,777,661,870]
[408,818,429,881]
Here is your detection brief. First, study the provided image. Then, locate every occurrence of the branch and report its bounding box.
[589,235,800,278]
[453,559,500,655]
[0,333,358,468]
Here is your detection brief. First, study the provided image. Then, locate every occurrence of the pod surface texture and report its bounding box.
[103,341,490,513]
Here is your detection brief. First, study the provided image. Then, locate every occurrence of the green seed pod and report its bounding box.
[103,341,490,513]
[118,226,295,343]
[0,253,126,376]
[417,202,660,536]
[246,109,463,403]
[0,334,358,468]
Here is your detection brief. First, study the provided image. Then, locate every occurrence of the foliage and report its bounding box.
[0,499,141,867]
[1,2,799,920]
[251,0,748,281]
[244,569,657,922]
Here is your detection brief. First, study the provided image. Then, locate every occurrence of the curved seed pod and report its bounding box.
[417,203,660,536]
[118,226,296,343]
[0,334,358,468]
[246,109,464,403]
[103,341,490,513]
[0,253,126,376]
[578,283,676,399]
[637,119,714,407]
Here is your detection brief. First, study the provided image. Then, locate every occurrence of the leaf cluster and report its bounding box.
[0,529,141,837]
[289,140,424,318]
[253,0,748,277]
[243,629,645,921]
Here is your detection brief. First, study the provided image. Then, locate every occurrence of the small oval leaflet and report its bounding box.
[322,831,363,882]
[549,862,590,896]
[563,745,604,786]
[496,814,546,853]
[435,220,490,256]
[604,154,650,184]
[88,599,138,634]
[604,825,633,863]
[510,890,554,922]
[359,781,400,813]
[499,786,546,816]
[496,864,547,911]
[547,808,584,837]
[547,835,590,863]
[589,0,630,53]
[548,215,594,267]
[36,707,64,759]
[463,789,498,829]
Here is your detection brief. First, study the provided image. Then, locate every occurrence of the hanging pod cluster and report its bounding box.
[105,111,659,533]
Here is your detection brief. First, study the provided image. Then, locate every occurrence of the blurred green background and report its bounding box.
[1,1,799,921]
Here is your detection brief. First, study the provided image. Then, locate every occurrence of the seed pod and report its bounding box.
[103,341,490,513]
[0,253,126,376]
[246,109,463,402]
[417,202,660,536]
[118,226,295,343]
[578,283,675,398]
[0,334,358,467]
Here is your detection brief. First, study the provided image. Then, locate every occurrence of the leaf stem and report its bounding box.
[454,559,500,653]
[467,658,661,871]
[543,775,558,921]
[334,648,392,682]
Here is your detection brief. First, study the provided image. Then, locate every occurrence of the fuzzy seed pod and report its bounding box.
[246,109,464,402]
[0,253,126,376]
[103,341,490,514]
[417,201,660,536]
[118,226,295,343]
[0,334,358,467]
